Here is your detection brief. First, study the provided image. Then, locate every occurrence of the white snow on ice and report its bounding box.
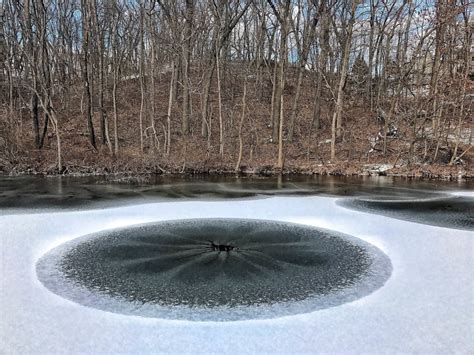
[1,196,473,353]
[448,190,474,197]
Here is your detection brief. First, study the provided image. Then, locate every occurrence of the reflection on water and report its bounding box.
[1,175,472,230]
[0,174,471,209]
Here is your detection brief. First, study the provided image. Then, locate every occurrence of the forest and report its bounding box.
[0,0,472,178]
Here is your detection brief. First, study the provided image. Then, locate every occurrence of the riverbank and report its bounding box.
[2,68,472,183]
[1,157,471,181]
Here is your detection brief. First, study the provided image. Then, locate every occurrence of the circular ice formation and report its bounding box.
[37,219,392,321]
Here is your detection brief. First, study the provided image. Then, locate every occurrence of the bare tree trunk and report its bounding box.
[450,7,470,164]
[269,59,278,137]
[288,4,318,142]
[149,15,156,150]
[81,0,96,149]
[288,67,304,142]
[30,0,62,172]
[330,101,337,161]
[90,0,109,149]
[181,0,194,135]
[138,3,146,154]
[331,0,357,159]
[50,110,62,172]
[39,108,49,148]
[32,94,40,147]
[235,79,247,172]
[111,8,120,156]
[113,70,119,155]
[200,1,250,138]
[23,0,40,148]
[367,0,378,109]
[201,61,215,137]
[277,94,284,169]
[216,45,224,156]
[267,0,290,143]
[312,1,329,130]
[166,61,175,155]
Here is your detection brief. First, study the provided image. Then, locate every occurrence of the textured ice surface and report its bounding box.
[36,219,391,320]
[1,175,471,212]
[339,195,474,230]
[1,195,473,353]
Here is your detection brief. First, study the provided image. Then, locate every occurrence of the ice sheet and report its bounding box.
[1,196,473,353]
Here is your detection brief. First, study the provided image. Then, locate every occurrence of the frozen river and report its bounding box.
[1,176,473,353]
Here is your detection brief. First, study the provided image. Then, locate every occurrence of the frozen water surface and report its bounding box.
[339,195,473,230]
[36,219,391,320]
[0,175,470,212]
[1,177,473,353]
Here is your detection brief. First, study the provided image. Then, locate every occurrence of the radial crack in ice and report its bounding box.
[36,218,392,321]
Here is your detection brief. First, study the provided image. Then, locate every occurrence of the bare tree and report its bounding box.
[267,0,291,143]
[2,0,471,174]
[81,0,97,149]
[330,0,358,161]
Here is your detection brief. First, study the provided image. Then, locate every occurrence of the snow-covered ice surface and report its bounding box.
[1,195,473,353]
[449,190,474,198]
